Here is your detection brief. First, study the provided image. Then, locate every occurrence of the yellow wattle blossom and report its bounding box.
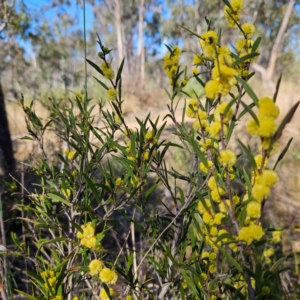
[212,65,237,87]
[239,223,264,245]
[114,114,122,124]
[205,80,220,100]
[115,177,122,186]
[216,45,233,66]
[192,67,199,75]
[145,131,153,140]
[193,119,208,130]
[214,102,234,123]
[254,154,268,169]
[258,97,280,119]
[101,62,115,80]
[235,39,253,53]
[218,149,237,167]
[88,259,104,276]
[202,212,213,225]
[271,231,281,243]
[251,184,270,202]
[186,99,199,118]
[99,287,115,300]
[107,88,117,100]
[99,268,118,284]
[77,222,99,249]
[211,187,225,203]
[199,160,214,173]
[209,263,217,274]
[41,270,57,293]
[258,169,279,187]
[224,0,244,28]
[67,151,76,160]
[241,23,256,39]
[193,54,203,65]
[143,151,149,161]
[200,31,219,58]
[210,226,218,236]
[213,212,225,225]
[246,201,261,219]
[257,116,276,138]
[52,296,62,300]
[208,177,217,190]
[197,199,212,214]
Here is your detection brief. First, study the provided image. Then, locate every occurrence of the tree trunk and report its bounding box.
[265,0,295,82]
[252,0,295,88]
[114,0,124,68]
[0,80,15,178]
[137,0,145,88]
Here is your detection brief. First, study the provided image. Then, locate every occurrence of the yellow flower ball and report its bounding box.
[186,99,199,118]
[211,187,225,203]
[214,101,233,123]
[193,54,203,65]
[209,263,217,274]
[246,201,261,219]
[246,117,259,136]
[99,268,118,284]
[99,287,115,300]
[239,223,264,245]
[241,23,256,38]
[197,199,212,214]
[212,65,237,87]
[199,160,213,173]
[103,68,115,80]
[251,184,270,202]
[81,236,97,249]
[218,149,237,167]
[107,88,117,101]
[213,212,225,225]
[258,97,280,119]
[202,212,213,225]
[205,80,220,100]
[88,259,104,276]
[257,116,276,138]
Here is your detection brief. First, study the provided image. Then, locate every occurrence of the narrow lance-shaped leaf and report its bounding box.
[238,139,256,169]
[94,76,109,90]
[273,137,293,170]
[86,58,104,75]
[273,74,282,103]
[116,57,125,84]
[178,24,202,39]
[251,37,262,54]
[240,100,259,125]
[272,101,300,142]
[235,76,259,106]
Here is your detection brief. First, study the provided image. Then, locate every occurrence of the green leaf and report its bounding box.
[232,52,259,67]
[273,74,282,103]
[238,102,255,120]
[240,100,259,125]
[116,57,125,84]
[215,242,244,275]
[238,140,256,169]
[251,37,262,54]
[94,76,109,90]
[179,24,202,39]
[83,173,102,203]
[270,255,288,272]
[235,76,259,106]
[86,58,104,75]
[14,290,39,300]
[20,136,34,141]
[273,137,293,170]
[272,101,300,142]
[48,193,71,206]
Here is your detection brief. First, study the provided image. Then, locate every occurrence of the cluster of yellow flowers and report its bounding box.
[163,45,188,87]
[246,97,280,149]
[77,222,99,249]
[100,62,115,80]
[88,259,118,300]
[63,149,77,160]
[41,269,57,295]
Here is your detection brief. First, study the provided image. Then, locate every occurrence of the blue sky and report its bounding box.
[17,0,94,56]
